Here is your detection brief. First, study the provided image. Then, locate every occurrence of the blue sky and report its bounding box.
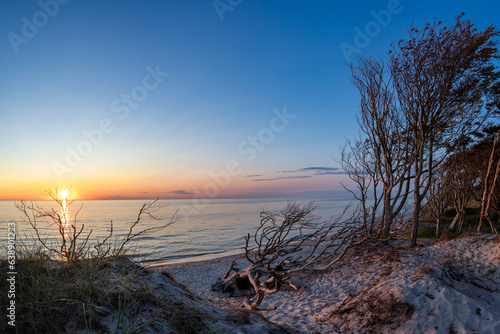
[1,0,499,200]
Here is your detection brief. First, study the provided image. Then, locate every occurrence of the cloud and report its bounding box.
[171,190,193,195]
[278,167,345,175]
[246,174,262,177]
[299,167,341,172]
[254,175,312,182]
[251,166,346,182]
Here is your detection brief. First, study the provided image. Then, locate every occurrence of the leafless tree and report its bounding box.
[213,202,368,310]
[16,189,177,261]
[340,138,382,236]
[390,14,499,245]
[349,57,413,238]
[427,129,500,234]
[112,199,178,256]
[423,168,451,237]
[478,131,500,233]
[16,187,88,261]
[444,152,478,231]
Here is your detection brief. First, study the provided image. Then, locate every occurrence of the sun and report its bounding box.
[60,188,70,200]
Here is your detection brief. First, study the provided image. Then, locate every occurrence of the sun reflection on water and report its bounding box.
[60,188,70,230]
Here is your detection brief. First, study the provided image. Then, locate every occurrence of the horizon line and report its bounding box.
[0,190,353,201]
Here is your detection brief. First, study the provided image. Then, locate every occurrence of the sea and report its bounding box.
[0,197,354,266]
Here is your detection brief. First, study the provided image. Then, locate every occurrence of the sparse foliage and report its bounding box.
[390,14,499,245]
[344,14,500,244]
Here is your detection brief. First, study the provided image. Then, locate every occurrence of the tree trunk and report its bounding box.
[382,193,392,238]
[436,218,440,238]
[457,211,465,232]
[410,164,421,247]
[478,132,499,231]
[410,189,421,246]
[410,199,420,246]
[449,213,459,230]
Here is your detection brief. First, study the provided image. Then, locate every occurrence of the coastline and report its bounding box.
[155,251,251,301]
[149,248,246,267]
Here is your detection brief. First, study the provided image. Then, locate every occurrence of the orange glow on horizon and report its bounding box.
[0,171,344,200]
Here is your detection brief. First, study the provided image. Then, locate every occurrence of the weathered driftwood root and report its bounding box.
[212,261,253,297]
[213,262,296,310]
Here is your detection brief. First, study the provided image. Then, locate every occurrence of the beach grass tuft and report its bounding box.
[0,246,213,333]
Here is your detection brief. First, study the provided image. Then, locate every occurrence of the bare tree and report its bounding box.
[16,187,89,261]
[349,57,413,238]
[340,138,382,236]
[478,131,500,233]
[428,129,500,234]
[16,189,177,261]
[390,14,499,245]
[213,202,367,310]
[423,168,451,237]
[444,152,478,231]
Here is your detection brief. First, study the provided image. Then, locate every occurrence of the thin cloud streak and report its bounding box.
[253,176,312,182]
[277,167,346,175]
[170,190,194,195]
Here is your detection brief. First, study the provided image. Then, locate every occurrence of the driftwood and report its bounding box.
[212,259,293,311]
[212,202,370,311]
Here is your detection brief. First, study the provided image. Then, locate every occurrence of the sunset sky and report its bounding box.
[1,0,499,200]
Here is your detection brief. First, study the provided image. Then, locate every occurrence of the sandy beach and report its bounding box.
[158,234,500,333]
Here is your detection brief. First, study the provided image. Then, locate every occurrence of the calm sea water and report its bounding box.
[0,197,353,265]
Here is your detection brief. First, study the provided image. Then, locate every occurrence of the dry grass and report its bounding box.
[0,253,212,333]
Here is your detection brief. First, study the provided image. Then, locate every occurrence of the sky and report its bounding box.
[1,0,499,200]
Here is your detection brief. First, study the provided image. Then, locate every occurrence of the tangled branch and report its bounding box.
[213,202,370,310]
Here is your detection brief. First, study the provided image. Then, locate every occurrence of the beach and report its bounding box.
[159,234,500,333]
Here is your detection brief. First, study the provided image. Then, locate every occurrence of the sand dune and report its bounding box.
[161,233,500,333]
